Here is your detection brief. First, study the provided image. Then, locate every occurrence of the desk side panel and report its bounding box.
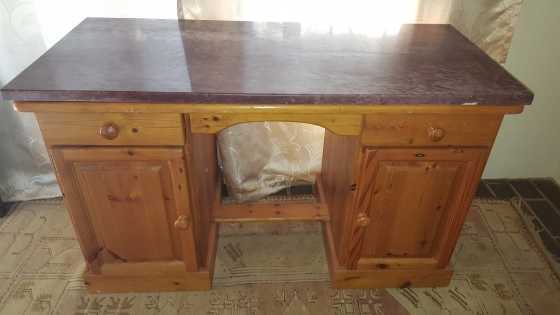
[321,130,362,264]
[184,116,219,268]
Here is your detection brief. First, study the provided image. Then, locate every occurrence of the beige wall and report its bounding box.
[484,0,560,182]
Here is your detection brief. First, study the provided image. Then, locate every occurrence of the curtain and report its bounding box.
[0,0,60,201]
[178,0,524,201]
[0,0,176,201]
[450,0,523,64]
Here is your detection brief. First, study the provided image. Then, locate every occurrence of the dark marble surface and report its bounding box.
[0,18,533,105]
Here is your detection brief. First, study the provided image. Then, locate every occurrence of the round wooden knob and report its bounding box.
[427,126,445,142]
[174,215,190,230]
[356,213,371,227]
[99,122,119,140]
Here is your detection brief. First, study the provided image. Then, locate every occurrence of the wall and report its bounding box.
[483,0,560,182]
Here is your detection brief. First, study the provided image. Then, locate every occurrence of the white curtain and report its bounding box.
[0,0,58,201]
[0,0,177,201]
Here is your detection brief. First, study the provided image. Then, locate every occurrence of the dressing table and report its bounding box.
[0,18,533,293]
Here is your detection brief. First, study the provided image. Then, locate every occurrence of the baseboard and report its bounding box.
[322,222,453,289]
[84,270,212,293]
[84,223,218,294]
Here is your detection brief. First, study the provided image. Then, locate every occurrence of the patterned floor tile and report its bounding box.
[477,201,524,233]
[20,238,84,276]
[0,276,15,307]
[509,272,560,315]
[0,202,74,238]
[0,232,39,276]
[214,222,329,286]
[0,277,70,315]
[389,272,526,315]
[0,198,558,315]
[451,235,506,272]
[460,205,492,237]
[328,288,408,315]
[54,279,198,315]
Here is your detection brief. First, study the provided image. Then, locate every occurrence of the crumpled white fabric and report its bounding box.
[0,106,61,201]
[0,0,61,201]
[218,122,324,201]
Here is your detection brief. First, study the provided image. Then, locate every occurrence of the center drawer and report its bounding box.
[35,113,184,146]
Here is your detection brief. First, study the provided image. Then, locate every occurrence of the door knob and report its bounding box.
[356,212,371,227]
[427,126,445,142]
[99,122,120,140]
[174,215,191,230]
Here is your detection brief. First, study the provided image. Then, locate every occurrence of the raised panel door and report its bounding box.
[52,147,199,271]
[348,147,487,270]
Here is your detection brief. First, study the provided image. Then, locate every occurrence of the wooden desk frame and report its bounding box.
[16,101,523,293]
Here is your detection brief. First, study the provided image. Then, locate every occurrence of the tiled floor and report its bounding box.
[477,178,560,262]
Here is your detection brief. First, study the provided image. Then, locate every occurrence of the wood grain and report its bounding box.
[72,160,177,262]
[35,112,184,146]
[205,223,218,279]
[361,114,502,146]
[100,260,190,276]
[434,148,491,267]
[16,101,524,115]
[320,130,362,264]
[347,147,487,269]
[51,149,102,268]
[84,270,212,293]
[331,267,453,288]
[33,99,512,291]
[183,116,219,268]
[168,158,200,271]
[214,201,329,222]
[51,147,199,271]
[356,257,439,270]
[57,147,183,161]
[323,221,452,288]
[190,113,362,135]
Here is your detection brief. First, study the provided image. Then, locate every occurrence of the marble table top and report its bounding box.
[0,18,533,105]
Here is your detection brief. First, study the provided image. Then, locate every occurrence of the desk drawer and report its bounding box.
[361,114,501,147]
[36,113,184,146]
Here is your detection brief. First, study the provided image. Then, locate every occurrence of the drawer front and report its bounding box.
[36,113,184,146]
[361,114,502,147]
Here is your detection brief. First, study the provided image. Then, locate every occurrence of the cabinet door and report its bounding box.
[348,147,487,270]
[51,147,199,271]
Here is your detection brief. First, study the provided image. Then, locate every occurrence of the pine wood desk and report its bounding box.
[0,18,533,293]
